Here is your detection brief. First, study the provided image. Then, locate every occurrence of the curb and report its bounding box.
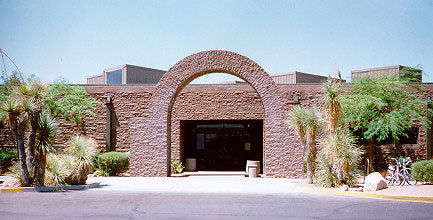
[0,182,100,193]
[295,186,433,203]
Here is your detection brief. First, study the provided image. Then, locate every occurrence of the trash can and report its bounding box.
[248,165,258,178]
[246,160,260,176]
[185,158,197,172]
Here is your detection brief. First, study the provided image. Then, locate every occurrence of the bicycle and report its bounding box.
[385,158,404,186]
[399,157,417,186]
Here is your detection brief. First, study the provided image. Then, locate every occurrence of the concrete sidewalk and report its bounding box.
[4,175,433,203]
[85,176,433,203]
[86,176,298,194]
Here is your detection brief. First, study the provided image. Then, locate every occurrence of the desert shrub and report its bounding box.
[9,163,24,186]
[64,136,98,184]
[412,159,433,183]
[97,152,130,176]
[0,150,17,173]
[314,155,337,187]
[170,159,184,174]
[319,129,363,186]
[44,154,73,186]
[43,136,98,186]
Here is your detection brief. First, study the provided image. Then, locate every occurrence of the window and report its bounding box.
[400,128,419,145]
[107,69,122,84]
[197,134,205,149]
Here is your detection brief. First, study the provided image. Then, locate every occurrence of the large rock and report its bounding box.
[363,172,387,191]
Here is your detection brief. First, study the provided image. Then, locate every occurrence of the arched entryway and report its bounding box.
[130,50,301,178]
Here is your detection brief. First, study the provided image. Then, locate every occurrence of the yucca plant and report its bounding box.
[314,155,337,187]
[322,79,342,134]
[314,77,364,187]
[319,128,363,186]
[288,106,307,149]
[34,112,59,186]
[288,105,323,183]
[45,154,71,186]
[17,81,47,180]
[0,94,32,186]
[65,136,98,185]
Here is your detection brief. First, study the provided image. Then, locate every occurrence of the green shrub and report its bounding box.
[97,152,130,176]
[170,159,184,174]
[0,150,17,173]
[412,159,433,183]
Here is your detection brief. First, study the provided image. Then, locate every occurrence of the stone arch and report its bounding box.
[130,50,300,178]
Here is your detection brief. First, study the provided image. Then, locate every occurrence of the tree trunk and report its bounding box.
[17,137,31,186]
[27,116,39,182]
[35,151,46,186]
[368,139,375,173]
[305,139,317,184]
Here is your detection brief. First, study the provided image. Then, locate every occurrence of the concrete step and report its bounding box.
[181,171,248,177]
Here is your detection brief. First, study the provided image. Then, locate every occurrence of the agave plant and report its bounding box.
[65,136,98,185]
[288,105,323,183]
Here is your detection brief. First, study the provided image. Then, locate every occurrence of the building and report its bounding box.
[272,71,343,84]
[87,64,166,84]
[1,50,431,178]
[351,65,422,82]
[87,66,343,85]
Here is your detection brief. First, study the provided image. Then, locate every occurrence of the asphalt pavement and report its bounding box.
[1,190,433,219]
[2,175,433,219]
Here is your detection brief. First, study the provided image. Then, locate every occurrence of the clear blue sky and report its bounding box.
[1,0,432,84]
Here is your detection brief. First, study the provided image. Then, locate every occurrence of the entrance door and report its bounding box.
[182,120,263,172]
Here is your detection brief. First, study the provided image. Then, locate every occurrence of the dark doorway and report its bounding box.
[181,120,263,172]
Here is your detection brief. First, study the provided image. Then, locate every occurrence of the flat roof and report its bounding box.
[351,65,421,73]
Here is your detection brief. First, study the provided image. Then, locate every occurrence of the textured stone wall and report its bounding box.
[170,84,266,161]
[1,81,432,178]
[130,50,301,178]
